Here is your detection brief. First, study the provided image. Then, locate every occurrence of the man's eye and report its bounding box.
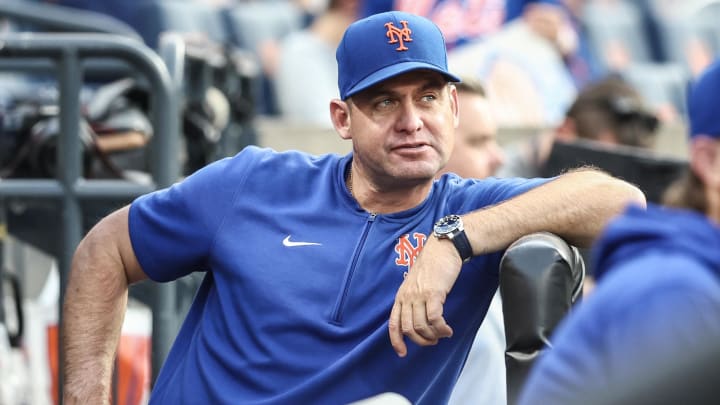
[376,99,394,109]
[421,94,437,102]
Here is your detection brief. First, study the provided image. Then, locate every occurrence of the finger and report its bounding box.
[401,300,430,346]
[388,302,407,357]
[426,299,453,339]
[400,299,415,340]
[400,302,438,348]
[412,301,437,341]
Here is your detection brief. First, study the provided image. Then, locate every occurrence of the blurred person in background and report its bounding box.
[445,2,580,127]
[437,78,505,180]
[363,0,591,128]
[498,74,660,179]
[517,56,720,405]
[436,77,507,405]
[274,0,360,127]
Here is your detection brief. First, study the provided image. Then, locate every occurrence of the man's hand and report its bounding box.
[388,237,463,357]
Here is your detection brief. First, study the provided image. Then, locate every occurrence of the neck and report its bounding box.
[346,164,432,214]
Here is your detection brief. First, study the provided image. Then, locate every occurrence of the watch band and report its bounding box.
[451,230,473,263]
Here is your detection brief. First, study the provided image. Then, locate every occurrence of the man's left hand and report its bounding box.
[388,237,462,357]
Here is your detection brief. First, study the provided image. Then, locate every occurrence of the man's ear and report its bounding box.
[450,84,459,128]
[690,135,720,187]
[330,99,352,140]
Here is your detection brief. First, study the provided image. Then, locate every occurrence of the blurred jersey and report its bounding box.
[361,0,561,49]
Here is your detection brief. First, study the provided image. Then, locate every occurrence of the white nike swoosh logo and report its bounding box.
[283,235,322,247]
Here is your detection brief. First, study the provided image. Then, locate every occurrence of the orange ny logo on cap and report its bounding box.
[385,21,412,51]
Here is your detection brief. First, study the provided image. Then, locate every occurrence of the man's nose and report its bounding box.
[394,102,424,134]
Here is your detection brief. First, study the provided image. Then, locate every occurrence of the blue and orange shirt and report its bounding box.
[130,146,547,404]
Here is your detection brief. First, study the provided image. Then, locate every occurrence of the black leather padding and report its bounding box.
[499,232,585,405]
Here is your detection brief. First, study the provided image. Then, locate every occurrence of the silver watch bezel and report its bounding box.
[433,214,464,239]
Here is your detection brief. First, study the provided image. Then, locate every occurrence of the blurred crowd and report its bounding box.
[9,0,718,131]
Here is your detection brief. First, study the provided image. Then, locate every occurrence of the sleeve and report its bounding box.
[449,175,552,214]
[128,146,265,282]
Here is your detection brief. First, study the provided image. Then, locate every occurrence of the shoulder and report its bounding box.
[223,146,334,172]
[436,174,550,212]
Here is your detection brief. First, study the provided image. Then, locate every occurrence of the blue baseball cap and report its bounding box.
[688,59,720,139]
[336,11,461,100]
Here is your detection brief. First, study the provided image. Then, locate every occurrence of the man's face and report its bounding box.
[441,91,503,179]
[338,70,459,189]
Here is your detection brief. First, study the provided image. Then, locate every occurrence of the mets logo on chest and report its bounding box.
[385,20,413,51]
[395,232,427,269]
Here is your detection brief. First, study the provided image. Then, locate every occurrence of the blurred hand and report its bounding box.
[523,3,577,56]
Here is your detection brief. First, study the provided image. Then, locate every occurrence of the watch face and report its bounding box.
[434,214,462,235]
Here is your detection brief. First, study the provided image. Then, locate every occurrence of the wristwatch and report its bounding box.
[433,214,473,262]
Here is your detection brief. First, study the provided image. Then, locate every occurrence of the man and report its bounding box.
[63,11,644,404]
[517,58,720,405]
[498,74,660,179]
[435,78,506,405]
[438,78,505,180]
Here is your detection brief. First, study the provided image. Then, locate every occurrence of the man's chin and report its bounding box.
[392,165,440,183]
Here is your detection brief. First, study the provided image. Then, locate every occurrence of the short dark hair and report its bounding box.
[566,75,659,148]
[662,170,707,214]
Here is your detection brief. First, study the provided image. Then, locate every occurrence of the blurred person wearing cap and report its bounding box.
[516,59,720,405]
[62,11,643,404]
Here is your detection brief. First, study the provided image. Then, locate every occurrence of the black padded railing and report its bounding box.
[499,232,585,405]
[0,32,181,400]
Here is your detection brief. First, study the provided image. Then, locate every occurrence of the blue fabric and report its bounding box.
[688,58,720,138]
[129,146,548,404]
[360,0,560,49]
[518,204,720,404]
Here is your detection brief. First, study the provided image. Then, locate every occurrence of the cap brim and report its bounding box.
[343,61,461,100]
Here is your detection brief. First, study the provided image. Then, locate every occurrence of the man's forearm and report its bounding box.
[464,168,646,252]
[62,227,130,404]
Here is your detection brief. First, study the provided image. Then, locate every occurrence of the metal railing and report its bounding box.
[0,0,143,41]
[0,32,182,400]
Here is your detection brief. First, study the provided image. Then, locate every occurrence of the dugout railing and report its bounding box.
[0,31,183,402]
